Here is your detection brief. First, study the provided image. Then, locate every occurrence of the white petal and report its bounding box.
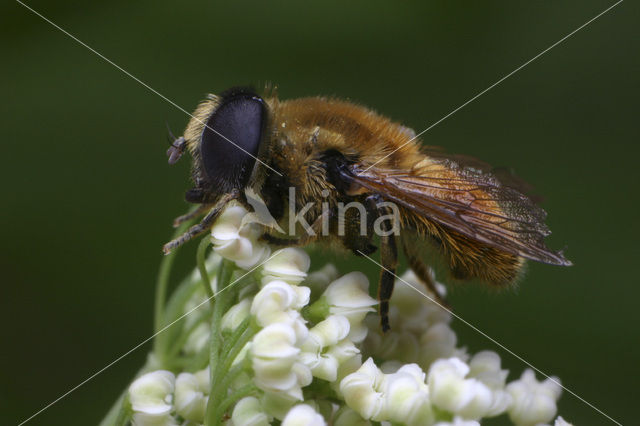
[174,373,207,422]
[182,323,209,356]
[468,351,508,389]
[213,236,255,261]
[261,248,310,285]
[554,416,574,426]
[252,323,299,359]
[383,369,433,424]
[253,356,299,391]
[210,205,247,241]
[327,339,360,363]
[129,370,175,416]
[235,242,271,269]
[251,324,307,395]
[291,286,311,309]
[309,315,351,347]
[333,406,371,426]
[434,416,481,426]
[310,354,340,382]
[395,363,427,384]
[293,362,313,387]
[193,367,210,392]
[282,404,326,426]
[231,396,270,426]
[340,358,386,419]
[325,272,376,309]
[506,369,561,426]
[419,323,459,367]
[131,412,178,426]
[428,358,495,419]
[221,299,251,331]
[252,281,298,323]
[260,392,299,420]
[306,263,339,289]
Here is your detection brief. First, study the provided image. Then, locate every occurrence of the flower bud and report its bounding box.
[282,404,326,426]
[211,204,270,269]
[434,417,481,426]
[129,370,175,415]
[427,358,495,420]
[322,272,377,343]
[251,323,310,399]
[333,406,371,426]
[383,364,434,425]
[174,372,208,422]
[231,396,270,426]
[340,358,386,420]
[261,248,310,285]
[222,299,251,331]
[128,370,177,426]
[251,281,310,341]
[506,369,562,426]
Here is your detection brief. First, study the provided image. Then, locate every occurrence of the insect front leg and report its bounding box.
[163,192,237,254]
[172,203,214,228]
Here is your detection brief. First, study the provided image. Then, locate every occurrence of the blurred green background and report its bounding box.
[2,0,638,424]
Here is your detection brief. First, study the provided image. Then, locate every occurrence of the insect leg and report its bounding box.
[172,203,214,228]
[401,237,449,308]
[377,204,398,332]
[260,234,302,246]
[341,197,377,256]
[163,192,237,254]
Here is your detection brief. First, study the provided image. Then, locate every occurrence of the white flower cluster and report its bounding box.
[242,249,377,422]
[125,204,573,426]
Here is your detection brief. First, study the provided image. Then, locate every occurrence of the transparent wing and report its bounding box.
[346,159,570,266]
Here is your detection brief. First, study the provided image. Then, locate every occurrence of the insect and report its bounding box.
[164,86,571,331]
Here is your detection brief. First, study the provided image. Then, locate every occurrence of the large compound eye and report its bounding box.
[200,90,266,191]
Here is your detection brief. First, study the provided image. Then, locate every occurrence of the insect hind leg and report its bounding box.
[375,202,398,333]
[401,237,450,309]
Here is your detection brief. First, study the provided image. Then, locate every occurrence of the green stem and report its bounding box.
[213,384,259,426]
[114,393,132,426]
[220,317,251,357]
[219,321,257,382]
[205,259,235,424]
[197,235,215,301]
[210,363,246,406]
[208,321,256,409]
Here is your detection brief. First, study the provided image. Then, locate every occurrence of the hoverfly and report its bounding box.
[164,86,570,330]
